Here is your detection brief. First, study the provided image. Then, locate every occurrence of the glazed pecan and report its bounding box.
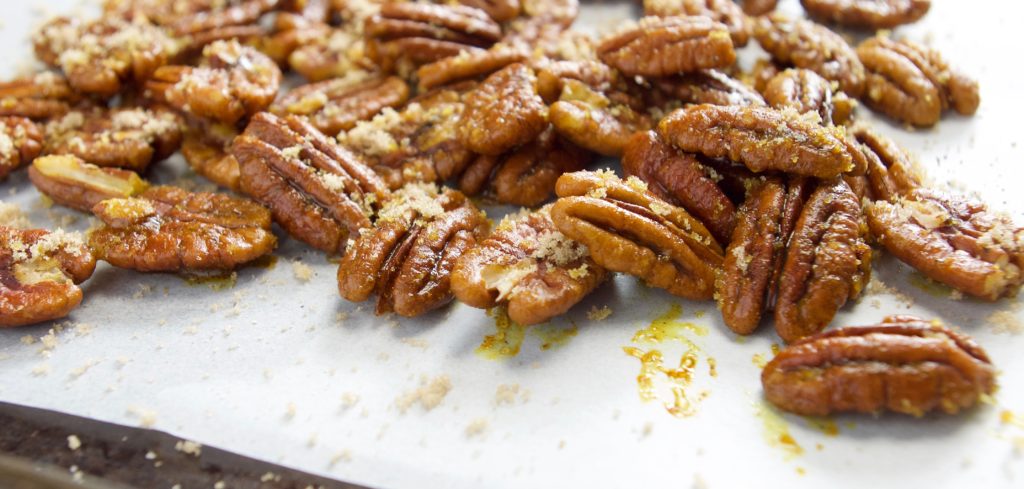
[272,76,410,135]
[642,0,750,46]
[458,127,591,207]
[549,80,652,157]
[658,104,867,178]
[452,205,608,325]
[801,0,930,29]
[338,83,475,189]
[521,0,579,26]
[753,14,865,97]
[0,117,44,180]
[260,12,333,66]
[458,0,522,22]
[739,0,778,15]
[1,226,96,328]
[289,28,377,82]
[866,189,1024,301]
[857,36,979,127]
[0,73,80,120]
[417,45,528,91]
[232,112,390,253]
[365,3,502,71]
[551,170,724,300]
[622,131,736,244]
[762,315,996,417]
[458,63,547,156]
[88,186,276,272]
[165,0,276,51]
[42,107,182,172]
[597,16,735,78]
[181,120,242,191]
[716,177,787,335]
[146,40,282,125]
[774,178,871,343]
[103,0,273,26]
[853,126,921,203]
[535,59,617,104]
[29,155,150,212]
[337,184,488,317]
[762,68,854,126]
[652,69,766,109]
[33,17,178,98]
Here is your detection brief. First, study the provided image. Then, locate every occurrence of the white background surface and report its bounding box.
[2,1,1024,488]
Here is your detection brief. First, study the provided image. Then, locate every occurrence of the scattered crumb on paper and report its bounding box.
[395,375,452,413]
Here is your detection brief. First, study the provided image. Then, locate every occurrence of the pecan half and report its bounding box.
[232,112,390,254]
[365,3,502,71]
[1,226,96,328]
[801,0,931,29]
[88,186,276,272]
[658,104,867,178]
[0,73,80,120]
[652,69,766,108]
[740,0,778,16]
[753,14,865,97]
[165,0,276,52]
[260,13,333,65]
[866,189,1024,300]
[535,59,617,104]
[762,68,855,126]
[642,0,750,47]
[452,205,608,325]
[337,184,488,317]
[33,17,178,98]
[459,127,591,207]
[289,28,377,82]
[549,80,652,157]
[458,0,522,23]
[623,131,736,244]
[417,45,528,91]
[146,40,282,125]
[857,36,979,127]
[0,117,44,180]
[338,83,475,189]
[597,16,736,78]
[272,76,410,135]
[762,315,996,416]
[29,155,150,212]
[182,120,242,191]
[458,63,547,156]
[551,170,724,300]
[43,107,182,172]
[774,178,871,343]
[853,125,921,202]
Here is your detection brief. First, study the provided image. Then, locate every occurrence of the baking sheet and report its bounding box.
[2,1,1024,488]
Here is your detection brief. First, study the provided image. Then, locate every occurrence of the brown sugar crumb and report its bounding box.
[395,375,452,413]
[174,440,202,457]
[0,202,31,228]
[865,275,914,308]
[66,434,81,451]
[292,260,314,282]
[989,301,1023,334]
[587,305,613,321]
[464,418,488,438]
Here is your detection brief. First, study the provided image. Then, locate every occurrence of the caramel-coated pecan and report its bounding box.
[165,0,276,51]
[338,83,475,189]
[0,117,44,180]
[774,178,871,343]
[458,63,547,156]
[535,59,617,104]
[716,177,788,335]
[739,0,778,15]
[33,17,178,98]
[181,120,242,191]
[658,104,867,178]
[232,112,390,254]
[866,189,1024,301]
[652,69,766,109]
[853,126,920,202]
[857,36,979,127]
[762,68,855,126]
[753,14,865,97]
[289,28,377,82]
[801,0,930,29]
[337,184,488,317]
[1,226,96,328]
[146,40,282,125]
[762,315,996,416]
[452,205,608,325]
[365,3,502,71]
[458,127,591,207]
[43,107,182,172]
[597,16,735,78]
[272,76,410,135]
[29,155,150,212]
[417,45,528,91]
[622,131,736,244]
[88,186,276,272]
[458,0,522,22]
[551,170,724,300]
[642,0,750,46]
[0,73,80,120]
[260,13,334,66]
[549,80,652,157]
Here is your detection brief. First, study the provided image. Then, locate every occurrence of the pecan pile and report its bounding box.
[0,0,1012,423]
